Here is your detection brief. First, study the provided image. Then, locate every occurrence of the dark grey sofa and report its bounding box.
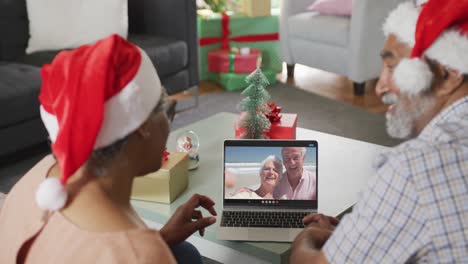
[0,0,199,158]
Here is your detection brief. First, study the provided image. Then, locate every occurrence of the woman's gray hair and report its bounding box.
[259,155,283,179]
[89,89,168,176]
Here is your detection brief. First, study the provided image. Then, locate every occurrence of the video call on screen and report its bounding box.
[224,146,317,201]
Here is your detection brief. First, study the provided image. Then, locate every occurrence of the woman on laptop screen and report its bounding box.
[229,156,286,199]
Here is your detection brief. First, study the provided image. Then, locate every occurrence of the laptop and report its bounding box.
[217,140,318,242]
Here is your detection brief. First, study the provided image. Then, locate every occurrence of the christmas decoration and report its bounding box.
[265,113,297,139]
[218,69,276,91]
[163,147,170,162]
[197,0,243,13]
[265,102,282,123]
[237,68,271,139]
[132,152,189,204]
[243,0,271,17]
[198,12,281,83]
[176,130,200,170]
[208,47,261,73]
[235,112,298,139]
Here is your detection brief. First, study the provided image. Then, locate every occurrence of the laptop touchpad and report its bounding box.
[247,228,290,241]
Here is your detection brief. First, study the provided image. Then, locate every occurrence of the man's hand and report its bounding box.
[303,213,339,231]
[160,194,217,246]
[290,226,331,264]
[289,213,340,263]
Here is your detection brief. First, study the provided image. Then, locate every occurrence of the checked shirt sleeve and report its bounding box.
[322,155,429,263]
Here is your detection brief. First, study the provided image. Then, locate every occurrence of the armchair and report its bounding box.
[280,0,405,95]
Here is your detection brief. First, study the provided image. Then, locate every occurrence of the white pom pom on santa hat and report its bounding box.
[393,58,433,96]
[383,0,468,95]
[35,178,68,211]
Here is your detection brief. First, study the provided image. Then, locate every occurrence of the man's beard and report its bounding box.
[382,93,434,139]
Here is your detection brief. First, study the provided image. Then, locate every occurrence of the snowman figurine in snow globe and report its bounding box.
[176,130,200,170]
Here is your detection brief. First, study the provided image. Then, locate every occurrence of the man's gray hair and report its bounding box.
[259,155,283,178]
[281,147,307,157]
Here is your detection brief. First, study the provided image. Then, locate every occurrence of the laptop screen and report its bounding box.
[223,140,318,209]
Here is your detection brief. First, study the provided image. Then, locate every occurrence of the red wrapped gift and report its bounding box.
[234,112,298,139]
[208,48,261,73]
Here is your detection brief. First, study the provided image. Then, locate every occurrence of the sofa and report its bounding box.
[0,0,199,158]
[280,0,405,95]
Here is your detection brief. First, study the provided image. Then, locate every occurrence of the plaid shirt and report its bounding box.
[323,96,468,263]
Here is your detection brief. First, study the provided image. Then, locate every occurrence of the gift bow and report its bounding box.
[265,103,282,123]
[199,12,279,49]
[163,147,170,162]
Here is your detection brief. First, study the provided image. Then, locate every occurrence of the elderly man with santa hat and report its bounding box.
[290,0,468,263]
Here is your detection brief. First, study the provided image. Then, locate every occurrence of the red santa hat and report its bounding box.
[383,0,468,95]
[36,34,162,211]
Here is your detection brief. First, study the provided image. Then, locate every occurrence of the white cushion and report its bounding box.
[288,12,350,48]
[26,0,128,54]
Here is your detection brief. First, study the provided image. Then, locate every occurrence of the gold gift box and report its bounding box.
[131,152,189,204]
[243,0,271,17]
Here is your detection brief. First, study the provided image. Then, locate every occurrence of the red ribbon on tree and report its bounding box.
[163,147,170,162]
[265,103,282,123]
[199,12,279,49]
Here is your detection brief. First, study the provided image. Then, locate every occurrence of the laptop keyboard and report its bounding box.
[220,211,311,228]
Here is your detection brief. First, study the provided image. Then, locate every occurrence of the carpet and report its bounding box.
[173,82,401,147]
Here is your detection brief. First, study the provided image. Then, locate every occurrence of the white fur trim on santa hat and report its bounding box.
[95,48,161,148]
[383,1,420,46]
[36,178,68,211]
[425,30,468,74]
[41,48,162,149]
[393,58,433,95]
[40,106,59,142]
[415,0,428,5]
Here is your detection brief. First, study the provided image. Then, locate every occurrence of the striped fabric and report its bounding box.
[323,96,468,263]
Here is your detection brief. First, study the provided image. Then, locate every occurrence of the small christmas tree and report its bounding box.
[238,68,271,139]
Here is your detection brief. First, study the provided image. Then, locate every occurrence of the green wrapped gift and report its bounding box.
[218,70,277,92]
[198,12,281,82]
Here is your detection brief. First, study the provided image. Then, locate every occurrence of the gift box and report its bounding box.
[131,152,189,204]
[243,0,271,17]
[198,12,281,82]
[218,69,276,91]
[208,48,261,73]
[234,112,298,139]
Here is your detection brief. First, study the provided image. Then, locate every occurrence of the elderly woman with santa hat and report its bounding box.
[0,34,214,263]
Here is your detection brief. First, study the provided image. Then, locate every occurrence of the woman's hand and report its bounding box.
[160,194,217,246]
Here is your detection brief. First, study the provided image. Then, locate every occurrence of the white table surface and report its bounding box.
[133,112,388,263]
